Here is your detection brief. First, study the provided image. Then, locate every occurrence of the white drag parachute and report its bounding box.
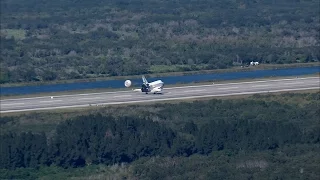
[124,80,132,87]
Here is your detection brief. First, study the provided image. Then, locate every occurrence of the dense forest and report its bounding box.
[1,0,319,83]
[1,92,319,179]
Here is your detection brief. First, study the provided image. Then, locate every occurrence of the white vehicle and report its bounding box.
[250,61,259,66]
[132,75,164,94]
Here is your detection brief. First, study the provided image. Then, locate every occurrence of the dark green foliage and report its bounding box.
[195,120,302,154]
[48,114,177,168]
[1,0,319,83]
[0,116,15,125]
[131,145,320,180]
[182,121,198,135]
[0,132,48,169]
[0,92,319,179]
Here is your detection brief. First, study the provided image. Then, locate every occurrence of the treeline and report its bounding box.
[1,0,319,83]
[0,115,177,169]
[1,99,319,170]
[1,92,320,179]
[131,144,320,180]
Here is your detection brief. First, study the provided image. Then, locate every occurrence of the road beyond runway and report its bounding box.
[1,77,319,113]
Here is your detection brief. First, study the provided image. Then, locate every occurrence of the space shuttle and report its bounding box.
[133,75,164,94]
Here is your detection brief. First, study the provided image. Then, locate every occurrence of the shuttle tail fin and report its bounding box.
[142,75,148,84]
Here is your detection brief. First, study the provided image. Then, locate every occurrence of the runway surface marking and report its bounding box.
[1,103,25,106]
[78,97,102,100]
[1,87,317,113]
[164,77,317,89]
[113,95,132,98]
[284,82,305,85]
[39,100,63,103]
[1,76,317,102]
[183,90,205,92]
[1,77,319,113]
[252,85,268,87]
[218,87,239,90]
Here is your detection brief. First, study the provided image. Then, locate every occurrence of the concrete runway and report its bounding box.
[1,77,319,113]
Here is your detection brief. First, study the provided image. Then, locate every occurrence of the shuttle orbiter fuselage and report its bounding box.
[141,76,164,94]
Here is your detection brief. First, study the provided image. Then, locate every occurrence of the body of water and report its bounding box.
[1,66,319,95]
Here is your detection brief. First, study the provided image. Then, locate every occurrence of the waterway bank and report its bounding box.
[1,74,318,100]
[1,62,318,88]
[1,65,319,96]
